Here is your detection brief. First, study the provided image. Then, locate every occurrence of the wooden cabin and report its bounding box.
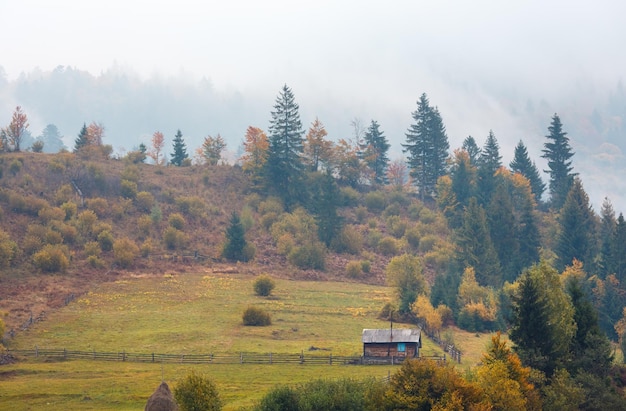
[362,328,421,359]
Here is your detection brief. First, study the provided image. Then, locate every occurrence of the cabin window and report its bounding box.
[397,343,406,352]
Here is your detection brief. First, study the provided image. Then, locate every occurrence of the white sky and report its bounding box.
[1,0,625,210]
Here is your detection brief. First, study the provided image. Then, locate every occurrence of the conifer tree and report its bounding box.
[613,213,626,283]
[222,212,249,262]
[510,140,545,203]
[488,182,518,283]
[265,85,305,209]
[403,93,449,200]
[74,123,89,152]
[598,198,617,278]
[556,178,596,270]
[476,130,502,204]
[360,120,390,185]
[170,129,188,166]
[462,135,481,166]
[542,114,576,209]
[456,197,501,287]
[309,170,342,247]
[39,124,66,153]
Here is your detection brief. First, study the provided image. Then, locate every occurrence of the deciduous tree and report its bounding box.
[149,131,165,165]
[5,106,29,151]
[303,117,333,172]
[240,126,269,185]
[201,134,226,165]
[385,254,427,314]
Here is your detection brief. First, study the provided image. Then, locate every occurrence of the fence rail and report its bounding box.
[7,348,445,366]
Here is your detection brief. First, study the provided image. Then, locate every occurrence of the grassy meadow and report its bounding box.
[2,270,462,410]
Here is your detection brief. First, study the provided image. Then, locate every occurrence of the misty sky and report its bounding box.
[1,0,625,211]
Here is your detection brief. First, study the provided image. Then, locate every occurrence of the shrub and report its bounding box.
[85,197,109,218]
[418,234,438,253]
[163,226,185,250]
[253,275,276,297]
[140,239,153,257]
[87,255,105,268]
[168,213,186,230]
[361,260,371,273]
[340,186,360,206]
[55,222,77,244]
[404,226,421,250]
[9,159,22,175]
[258,197,283,215]
[288,242,326,270]
[44,229,63,245]
[150,204,162,224]
[135,191,155,212]
[367,229,382,248]
[60,201,77,220]
[378,302,398,321]
[120,179,137,199]
[240,205,255,232]
[97,230,114,251]
[55,184,75,205]
[33,244,69,272]
[176,196,206,219]
[174,370,222,411]
[242,306,271,326]
[76,210,98,237]
[354,206,368,223]
[137,215,152,236]
[0,230,18,268]
[364,191,386,212]
[386,215,407,238]
[120,164,140,182]
[38,207,65,224]
[113,237,139,268]
[84,241,101,257]
[345,260,363,278]
[378,236,401,256]
[255,385,299,411]
[383,203,402,217]
[331,225,363,255]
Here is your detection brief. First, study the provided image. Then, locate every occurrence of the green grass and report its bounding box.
[4,271,447,410]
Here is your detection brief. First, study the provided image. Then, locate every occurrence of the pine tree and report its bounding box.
[462,135,481,166]
[74,123,89,152]
[510,140,545,203]
[265,85,305,209]
[613,213,626,283]
[450,150,476,214]
[476,130,502,204]
[360,120,390,185]
[456,197,502,287]
[170,129,188,166]
[488,183,518,283]
[556,178,596,270]
[309,170,343,247]
[222,212,249,262]
[403,93,449,200]
[542,114,576,209]
[598,198,617,278]
[39,124,66,153]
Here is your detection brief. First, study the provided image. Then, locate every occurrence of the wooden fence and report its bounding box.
[8,348,445,366]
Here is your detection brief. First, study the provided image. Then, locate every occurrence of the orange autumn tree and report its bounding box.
[303,117,333,172]
[5,106,29,152]
[86,122,105,146]
[239,126,268,184]
[149,131,165,165]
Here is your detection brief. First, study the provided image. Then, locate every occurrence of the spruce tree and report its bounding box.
[170,129,188,166]
[40,124,66,153]
[74,123,89,152]
[476,130,502,204]
[613,213,626,283]
[309,170,342,247]
[456,197,501,287]
[403,93,449,200]
[510,140,545,203]
[265,84,305,209]
[462,135,481,166]
[542,114,576,209]
[488,183,518,283]
[598,198,617,278]
[360,120,390,185]
[222,212,249,262]
[556,178,596,270]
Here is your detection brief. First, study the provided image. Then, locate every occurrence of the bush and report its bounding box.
[87,255,105,268]
[242,306,271,326]
[354,206,368,223]
[386,215,407,238]
[140,239,153,257]
[331,225,363,255]
[120,164,140,182]
[60,201,77,220]
[168,213,186,230]
[9,159,22,175]
[404,226,421,250]
[253,275,276,296]
[361,260,371,273]
[113,237,139,268]
[174,371,222,411]
[340,186,360,207]
[0,230,18,268]
[38,207,65,224]
[176,196,206,219]
[255,385,299,411]
[137,215,152,236]
[120,179,137,199]
[345,260,363,278]
[84,241,101,257]
[163,226,185,250]
[135,191,155,212]
[97,230,114,251]
[378,236,401,256]
[364,191,386,212]
[288,242,326,270]
[418,234,438,253]
[85,197,109,218]
[76,210,98,237]
[33,244,69,272]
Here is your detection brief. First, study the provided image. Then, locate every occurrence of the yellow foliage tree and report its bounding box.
[411,294,442,336]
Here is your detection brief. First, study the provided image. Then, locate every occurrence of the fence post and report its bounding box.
[240,353,243,364]
[329,353,332,365]
[93,349,96,360]
[210,353,213,363]
[35,346,38,358]
[123,350,126,362]
[269,352,272,365]
[64,348,67,359]
[300,350,304,364]
[152,353,155,363]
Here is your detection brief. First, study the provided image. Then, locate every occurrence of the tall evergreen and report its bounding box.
[309,170,343,247]
[39,123,66,153]
[598,198,617,278]
[510,140,545,203]
[170,129,188,166]
[403,93,449,200]
[476,130,502,204]
[542,114,576,209]
[360,120,390,185]
[556,178,596,270]
[462,135,481,166]
[487,183,518,283]
[222,212,249,262]
[613,213,626,283]
[450,151,475,211]
[265,85,305,209]
[74,123,88,152]
[456,197,501,287]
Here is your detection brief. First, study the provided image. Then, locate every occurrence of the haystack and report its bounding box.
[145,381,178,411]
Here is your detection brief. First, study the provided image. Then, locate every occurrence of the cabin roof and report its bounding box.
[362,328,420,344]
